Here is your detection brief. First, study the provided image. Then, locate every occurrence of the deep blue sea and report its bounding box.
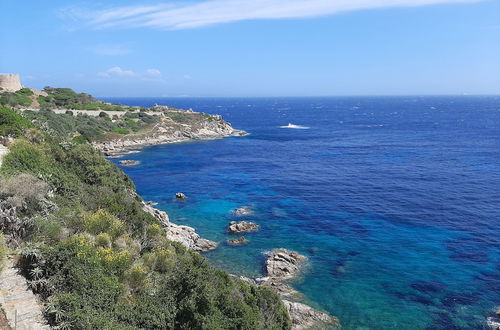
[102,96,500,329]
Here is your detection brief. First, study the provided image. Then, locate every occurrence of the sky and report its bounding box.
[0,0,499,97]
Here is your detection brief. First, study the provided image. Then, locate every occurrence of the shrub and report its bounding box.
[113,128,129,135]
[83,210,125,238]
[0,107,33,137]
[95,233,112,248]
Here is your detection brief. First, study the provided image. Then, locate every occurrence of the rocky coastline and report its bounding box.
[142,200,339,329]
[93,110,247,157]
[111,110,337,328]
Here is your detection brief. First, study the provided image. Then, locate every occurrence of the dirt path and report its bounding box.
[0,145,9,168]
[0,256,50,330]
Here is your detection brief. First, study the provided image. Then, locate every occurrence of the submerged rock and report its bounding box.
[119,159,140,166]
[232,206,254,217]
[175,192,187,199]
[265,249,307,281]
[283,300,339,330]
[227,221,259,233]
[227,237,248,245]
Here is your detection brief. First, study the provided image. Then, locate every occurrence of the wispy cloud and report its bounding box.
[98,67,165,81]
[98,66,136,78]
[63,0,483,30]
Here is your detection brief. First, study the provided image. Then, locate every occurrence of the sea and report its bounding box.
[101,96,500,330]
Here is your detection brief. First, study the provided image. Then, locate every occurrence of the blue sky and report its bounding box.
[1,0,499,96]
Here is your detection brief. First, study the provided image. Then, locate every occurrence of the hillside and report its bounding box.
[0,105,291,329]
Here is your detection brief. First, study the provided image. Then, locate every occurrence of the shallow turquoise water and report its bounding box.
[107,96,500,329]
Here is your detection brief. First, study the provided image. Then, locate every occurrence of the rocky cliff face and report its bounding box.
[94,110,246,156]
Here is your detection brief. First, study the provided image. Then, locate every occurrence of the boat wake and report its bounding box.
[279,123,310,129]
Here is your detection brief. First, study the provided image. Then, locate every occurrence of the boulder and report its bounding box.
[228,221,259,234]
[265,249,307,281]
[227,237,248,245]
[175,192,187,199]
[283,300,339,330]
[119,160,140,166]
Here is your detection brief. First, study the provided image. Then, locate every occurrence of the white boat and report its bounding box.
[279,123,310,129]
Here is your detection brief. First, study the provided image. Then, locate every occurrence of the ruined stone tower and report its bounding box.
[0,74,22,92]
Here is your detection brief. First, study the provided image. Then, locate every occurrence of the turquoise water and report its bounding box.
[105,96,500,329]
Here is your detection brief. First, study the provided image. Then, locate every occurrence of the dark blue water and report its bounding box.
[103,96,500,329]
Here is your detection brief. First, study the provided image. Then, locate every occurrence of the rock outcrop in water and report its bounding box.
[141,201,217,252]
[265,249,307,280]
[227,237,248,245]
[119,160,140,166]
[283,300,339,330]
[257,249,339,329]
[227,221,259,233]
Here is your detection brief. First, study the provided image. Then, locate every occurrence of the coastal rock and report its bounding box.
[166,224,218,252]
[487,317,500,330]
[227,237,248,245]
[141,201,217,252]
[228,221,259,234]
[260,279,302,299]
[232,206,254,217]
[283,300,339,330]
[175,192,187,199]
[495,307,500,316]
[265,249,307,281]
[119,159,140,166]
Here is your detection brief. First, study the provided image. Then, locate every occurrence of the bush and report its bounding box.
[113,128,129,135]
[0,107,34,137]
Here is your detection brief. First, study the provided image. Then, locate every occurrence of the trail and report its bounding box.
[0,256,50,330]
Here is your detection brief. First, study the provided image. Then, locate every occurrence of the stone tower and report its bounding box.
[0,74,22,92]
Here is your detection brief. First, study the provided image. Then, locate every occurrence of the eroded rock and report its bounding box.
[119,160,140,166]
[141,201,217,252]
[283,300,339,330]
[265,249,307,281]
[228,221,259,234]
[227,237,248,245]
[175,192,187,199]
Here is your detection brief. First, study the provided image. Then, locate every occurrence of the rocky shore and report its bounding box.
[93,110,246,157]
[142,201,338,329]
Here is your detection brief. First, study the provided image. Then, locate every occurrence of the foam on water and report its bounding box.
[105,96,500,329]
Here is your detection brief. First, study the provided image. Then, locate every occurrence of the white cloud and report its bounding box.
[146,68,162,77]
[68,0,484,30]
[92,44,131,56]
[98,66,136,78]
[98,67,164,81]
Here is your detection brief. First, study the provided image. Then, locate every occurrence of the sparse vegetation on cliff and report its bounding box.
[0,88,34,108]
[0,106,290,329]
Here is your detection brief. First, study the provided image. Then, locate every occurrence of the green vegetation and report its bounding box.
[22,109,159,142]
[0,88,34,107]
[39,87,136,111]
[0,107,291,329]
[0,106,34,137]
